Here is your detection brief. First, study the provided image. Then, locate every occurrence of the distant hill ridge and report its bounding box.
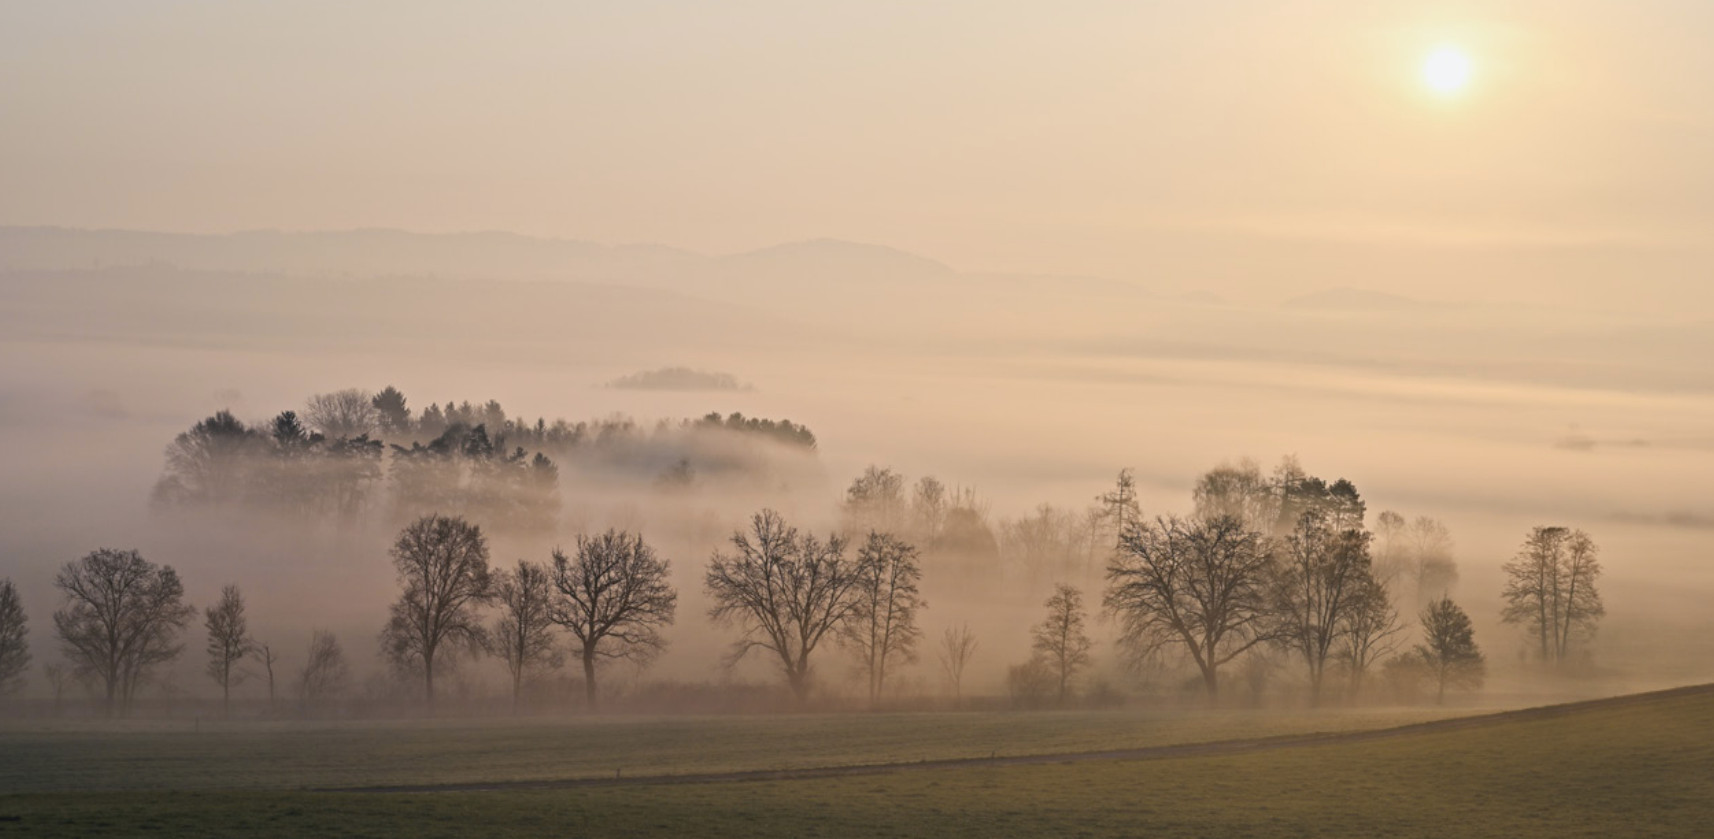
[1283,286,1461,313]
[0,226,1148,299]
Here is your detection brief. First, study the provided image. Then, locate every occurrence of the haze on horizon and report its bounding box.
[2,1,1713,712]
[5,1,1714,311]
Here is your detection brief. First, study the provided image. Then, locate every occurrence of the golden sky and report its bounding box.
[3,1,1711,305]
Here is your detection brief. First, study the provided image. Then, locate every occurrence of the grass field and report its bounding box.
[0,705,1467,792]
[1,689,1709,837]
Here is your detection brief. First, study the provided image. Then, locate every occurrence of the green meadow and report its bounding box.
[0,705,1462,792]
[3,688,1710,837]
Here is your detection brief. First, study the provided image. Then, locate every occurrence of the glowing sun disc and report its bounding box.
[1422,46,1473,95]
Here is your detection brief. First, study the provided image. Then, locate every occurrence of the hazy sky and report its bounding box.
[4,2,1714,699]
[4,1,1713,293]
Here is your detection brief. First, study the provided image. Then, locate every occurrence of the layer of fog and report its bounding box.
[2,231,1712,710]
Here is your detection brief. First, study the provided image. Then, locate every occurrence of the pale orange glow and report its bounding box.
[1423,45,1474,95]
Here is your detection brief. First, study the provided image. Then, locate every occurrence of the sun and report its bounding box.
[1422,46,1473,96]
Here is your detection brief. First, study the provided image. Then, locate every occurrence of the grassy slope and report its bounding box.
[0,706,1461,792]
[1,688,1710,838]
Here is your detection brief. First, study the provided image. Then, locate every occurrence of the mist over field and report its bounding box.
[3,0,1714,725]
[10,7,1714,837]
[1,225,1711,712]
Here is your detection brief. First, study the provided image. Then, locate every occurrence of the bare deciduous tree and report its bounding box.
[1271,512,1373,703]
[1190,458,1276,533]
[1105,514,1275,700]
[845,465,908,533]
[43,662,70,715]
[1501,526,1604,666]
[381,514,495,709]
[1097,467,1141,529]
[705,509,864,703]
[1409,515,1459,604]
[53,549,195,717]
[1337,572,1406,696]
[0,579,29,696]
[1373,511,1459,607]
[304,388,379,439]
[1372,510,1409,586]
[1032,584,1093,705]
[1415,596,1485,704]
[842,532,924,708]
[910,476,948,546]
[999,503,1088,587]
[551,530,677,709]
[491,559,563,712]
[1006,656,1057,706]
[937,623,979,703]
[203,584,253,717]
[253,642,280,710]
[297,630,348,711]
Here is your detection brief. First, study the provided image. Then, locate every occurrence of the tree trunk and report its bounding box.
[582,648,598,710]
[787,666,811,705]
[1201,665,1220,702]
[871,650,886,710]
[424,658,436,712]
[1537,581,1550,663]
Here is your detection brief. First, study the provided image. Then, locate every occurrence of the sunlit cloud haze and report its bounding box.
[5,1,1714,306]
[1,0,1713,706]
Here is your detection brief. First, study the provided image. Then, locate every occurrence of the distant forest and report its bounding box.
[151,386,818,534]
[0,386,1609,719]
[606,367,752,392]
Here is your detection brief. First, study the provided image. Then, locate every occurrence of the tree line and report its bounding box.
[1,458,1607,716]
[150,386,821,533]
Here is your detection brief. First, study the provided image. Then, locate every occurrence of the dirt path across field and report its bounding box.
[330,683,1713,794]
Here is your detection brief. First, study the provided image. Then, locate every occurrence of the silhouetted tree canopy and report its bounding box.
[693,412,817,450]
[0,579,29,696]
[842,531,924,707]
[1105,513,1276,699]
[150,388,820,534]
[389,423,560,534]
[550,530,677,709]
[371,385,412,434]
[1415,595,1485,703]
[381,514,495,709]
[607,367,749,392]
[1270,511,1376,702]
[1032,584,1093,705]
[1501,527,1604,666]
[152,410,268,506]
[53,549,195,717]
[304,389,380,439]
[490,559,562,713]
[1337,570,1405,696]
[203,584,254,717]
[844,466,908,532]
[705,510,863,703]
[297,630,349,712]
[937,622,979,702]
[1191,456,1365,536]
